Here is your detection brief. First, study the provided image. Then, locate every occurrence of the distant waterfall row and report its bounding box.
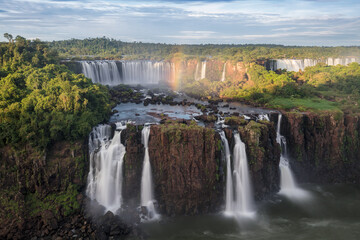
[80,60,174,86]
[267,57,359,72]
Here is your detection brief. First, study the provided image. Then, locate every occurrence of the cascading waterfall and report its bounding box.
[276,114,309,200]
[194,61,206,80]
[221,131,255,218]
[194,62,200,81]
[269,57,359,72]
[221,62,226,81]
[201,61,207,79]
[140,125,160,220]
[122,61,172,85]
[80,60,172,85]
[258,113,270,121]
[276,59,305,72]
[220,131,234,213]
[86,124,126,213]
[81,61,121,85]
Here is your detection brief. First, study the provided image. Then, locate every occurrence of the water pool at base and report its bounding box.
[140,184,360,240]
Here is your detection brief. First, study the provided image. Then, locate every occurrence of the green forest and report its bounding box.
[0,34,111,149]
[2,34,360,150]
[49,37,360,62]
[182,62,360,114]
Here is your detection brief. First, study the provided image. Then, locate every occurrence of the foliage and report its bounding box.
[179,61,360,113]
[48,37,360,62]
[25,183,80,217]
[0,35,111,148]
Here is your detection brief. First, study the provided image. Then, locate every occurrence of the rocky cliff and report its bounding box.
[0,141,87,239]
[6,111,358,237]
[0,141,135,239]
[282,112,360,183]
[224,117,281,200]
[148,123,222,216]
[121,120,281,216]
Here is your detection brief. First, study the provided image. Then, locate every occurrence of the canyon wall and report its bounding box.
[281,112,360,183]
[148,124,222,216]
[2,113,359,238]
[121,121,281,216]
[0,141,88,239]
[224,118,281,200]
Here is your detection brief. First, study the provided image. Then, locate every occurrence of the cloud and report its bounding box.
[0,0,359,45]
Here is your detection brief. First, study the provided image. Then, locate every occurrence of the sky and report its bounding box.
[0,0,359,46]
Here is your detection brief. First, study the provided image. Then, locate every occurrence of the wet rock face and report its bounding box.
[147,123,222,216]
[225,119,281,200]
[238,120,281,200]
[121,126,144,207]
[282,112,360,183]
[0,141,137,240]
[0,141,88,239]
[122,121,282,215]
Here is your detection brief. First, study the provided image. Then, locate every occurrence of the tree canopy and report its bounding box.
[0,34,111,149]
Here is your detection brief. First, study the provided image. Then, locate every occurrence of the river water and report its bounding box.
[140,184,360,240]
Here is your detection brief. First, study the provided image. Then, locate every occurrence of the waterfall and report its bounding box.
[80,61,121,85]
[86,124,126,213]
[194,62,200,81]
[221,131,255,218]
[276,114,309,200]
[221,62,226,81]
[201,61,207,79]
[140,125,160,221]
[122,61,172,85]
[194,61,206,80]
[269,57,359,72]
[80,60,172,86]
[276,59,304,72]
[220,131,234,213]
[258,114,270,121]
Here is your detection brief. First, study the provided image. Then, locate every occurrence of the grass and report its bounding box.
[267,97,341,112]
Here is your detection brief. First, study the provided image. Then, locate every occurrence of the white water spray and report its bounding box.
[277,114,309,200]
[221,62,226,81]
[269,57,359,72]
[140,125,160,220]
[86,124,126,213]
[201,61,207,79]
[80,60,173,85]
[221,131,255,218]
[220,131,234,213]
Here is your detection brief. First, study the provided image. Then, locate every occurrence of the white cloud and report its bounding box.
[0,0,359,45]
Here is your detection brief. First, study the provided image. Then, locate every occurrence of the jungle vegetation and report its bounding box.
[0,34,111,149]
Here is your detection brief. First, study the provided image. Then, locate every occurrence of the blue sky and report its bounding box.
[0,0,359,46]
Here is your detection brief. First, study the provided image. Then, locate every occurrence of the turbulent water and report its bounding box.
[86,124,126,213]
[141,184,360,240]
[276,114,309,200]
[140,125,160,221]
[268,57,359,72]
[80,60,173,85]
